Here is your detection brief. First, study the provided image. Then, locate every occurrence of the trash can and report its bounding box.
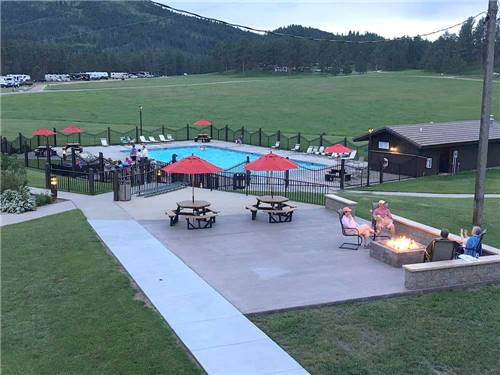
[233,173,246,190]
[119,179,131,201]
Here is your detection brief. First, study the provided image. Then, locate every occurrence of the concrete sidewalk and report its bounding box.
[90,219,308,375]
[0,200,76,227]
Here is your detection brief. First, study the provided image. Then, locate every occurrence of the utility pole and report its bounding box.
[473,0,498,225]
[139,106,143,136]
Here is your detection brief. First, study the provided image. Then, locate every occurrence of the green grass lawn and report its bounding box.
[339,193,500,248]
[2,70,499,139]
[362,168,500,194]
[251,284,500,374]
[1,210,202,374]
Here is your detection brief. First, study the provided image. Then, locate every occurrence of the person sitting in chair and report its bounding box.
[372,200,396,237]
[425,229,460,262]
[341,207,374,247]
[463,226,483,257]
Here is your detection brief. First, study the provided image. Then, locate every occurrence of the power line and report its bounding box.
[151,1,487,43]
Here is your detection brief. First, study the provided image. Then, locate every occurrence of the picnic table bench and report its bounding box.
[246,195,296,222]
[166,200,219,228]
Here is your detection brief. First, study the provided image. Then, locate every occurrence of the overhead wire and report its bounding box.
[150,1,487,43]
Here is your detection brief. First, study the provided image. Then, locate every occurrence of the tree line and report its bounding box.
[1,1,499,79]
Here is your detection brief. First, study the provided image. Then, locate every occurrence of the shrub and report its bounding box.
[35,193,53,207]
[1,155,27,193]
[0,186,36,214]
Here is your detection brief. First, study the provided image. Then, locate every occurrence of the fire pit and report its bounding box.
[370,236,426,267]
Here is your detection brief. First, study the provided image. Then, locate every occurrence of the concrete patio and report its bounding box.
[117,188,406,313]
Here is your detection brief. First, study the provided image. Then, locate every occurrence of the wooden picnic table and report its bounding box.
[167,200,211,226]
[256,195,289,208]
[246,195,295,222]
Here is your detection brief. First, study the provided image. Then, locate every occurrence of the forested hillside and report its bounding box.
[1,1,499,79]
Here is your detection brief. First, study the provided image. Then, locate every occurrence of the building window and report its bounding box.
[426,158,433,169]
[378,141,389,150]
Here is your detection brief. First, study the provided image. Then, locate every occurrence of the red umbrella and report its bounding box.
[61,125,83,133]
[32,128,56,136]
[245,153,298,196]
[324,144,352,154]
[161,155,223,202]
[193,118,212,126]
[245,152,299,172]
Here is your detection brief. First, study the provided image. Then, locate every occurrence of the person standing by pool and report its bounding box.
[130,144,137,162]
[142,144,149,160]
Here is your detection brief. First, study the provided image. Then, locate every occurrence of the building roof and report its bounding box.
[353,120,500,148]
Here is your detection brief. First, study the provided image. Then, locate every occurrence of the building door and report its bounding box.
[439,149,450,173]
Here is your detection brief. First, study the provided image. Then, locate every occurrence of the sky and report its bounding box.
[165,0,489,40]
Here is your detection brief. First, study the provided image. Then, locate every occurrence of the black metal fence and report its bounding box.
[1,124,367,158]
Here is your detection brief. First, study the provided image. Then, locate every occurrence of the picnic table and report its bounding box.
[246,195,296,223]
[166,200,213,226]
[256,195,289,209]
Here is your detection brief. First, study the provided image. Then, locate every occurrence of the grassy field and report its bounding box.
[2,70,499,139]
[1,210,201,374]
[252,284,500,374]
[339,193,500,248]
[363,168,500,194]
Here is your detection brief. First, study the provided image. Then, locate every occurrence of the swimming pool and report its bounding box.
[142,146,326,170]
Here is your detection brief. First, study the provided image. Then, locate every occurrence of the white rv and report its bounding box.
[86,72,109,80]
[110,72,128,79]
[0,76,18,88]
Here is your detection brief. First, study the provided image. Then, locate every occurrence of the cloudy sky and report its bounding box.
[166,0,488,39]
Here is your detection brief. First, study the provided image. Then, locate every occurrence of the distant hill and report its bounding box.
[1,1,497,78]
[0,0,253,78]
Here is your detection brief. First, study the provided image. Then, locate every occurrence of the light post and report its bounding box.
[139,106,143,136]
[50,175,58,200]
[366,128,374,187]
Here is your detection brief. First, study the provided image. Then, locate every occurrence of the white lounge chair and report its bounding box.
[100,138,109,147]
[345,150,357,160]
[306,146,314,154]
[139,135,150,143]
[158,134,170,143]
[271,141,280,149]
[315,146,325,155]
[311,146,319,154]
[166,134,175,141]
[148,136,158,143]
[290,144,300,152]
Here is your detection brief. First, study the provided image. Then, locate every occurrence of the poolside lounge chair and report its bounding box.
[311,145,319,154]
[315,146,325,155]
[271,141,280,149]
[344,150,357,160]
[424,239,456,262]
[338,210,362,250]
[166,134,175,141]
[158,134,170,143]
[290,144,300,152]
[139,135,150,143]
[100,138,109,147]
[148,136,158,143]
[306,146,314,154]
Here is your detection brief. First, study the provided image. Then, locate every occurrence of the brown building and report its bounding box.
[353,120,500,177]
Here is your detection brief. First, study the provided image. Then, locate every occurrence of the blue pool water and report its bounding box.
[141,146,325,170]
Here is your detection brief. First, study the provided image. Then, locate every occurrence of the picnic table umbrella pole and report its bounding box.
[161,155,223,203]
[245,152,299,197]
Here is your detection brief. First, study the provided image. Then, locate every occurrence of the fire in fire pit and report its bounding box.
[385,236,420,252]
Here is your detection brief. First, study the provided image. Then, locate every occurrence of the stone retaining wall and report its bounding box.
[404,255,500,289]
[324,194,357,216]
